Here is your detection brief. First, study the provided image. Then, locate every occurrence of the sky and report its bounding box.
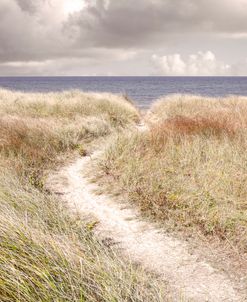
[1,0,247,76]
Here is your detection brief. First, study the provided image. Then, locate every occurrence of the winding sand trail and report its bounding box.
[48,135,244,302]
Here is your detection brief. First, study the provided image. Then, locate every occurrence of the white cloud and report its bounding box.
[151,54,186,75]
[152,51,231,75]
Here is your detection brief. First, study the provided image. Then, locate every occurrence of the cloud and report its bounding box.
[2,0,247,59]
[69,0,247,48]
[14,0,44,13]
[0,0,139,63]
[0,0,247,75]
[0,0,68,62]
[0,49,140,76]
[151,51,231,75]
[230,59,247,75]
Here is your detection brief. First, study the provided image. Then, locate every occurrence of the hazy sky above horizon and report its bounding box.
[1,0,247,76]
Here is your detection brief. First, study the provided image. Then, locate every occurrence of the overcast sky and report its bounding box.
[1,0,247,76]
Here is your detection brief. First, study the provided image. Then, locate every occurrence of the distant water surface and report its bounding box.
[1,76,247,109]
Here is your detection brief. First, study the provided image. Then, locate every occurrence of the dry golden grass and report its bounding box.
[96,95,247,254]
[0,89,140,181]
[0,90,166,301]
[0,89,139,125]
[149,94,247,123]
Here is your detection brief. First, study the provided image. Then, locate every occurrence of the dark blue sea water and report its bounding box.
[1,76,247,109]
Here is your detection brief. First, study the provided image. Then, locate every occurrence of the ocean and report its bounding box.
[1,76,247,109]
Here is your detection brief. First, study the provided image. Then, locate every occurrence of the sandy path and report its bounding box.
[48,150,244,302]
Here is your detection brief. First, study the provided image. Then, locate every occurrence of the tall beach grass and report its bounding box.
[96,94,247,254]
[0,89,166,301]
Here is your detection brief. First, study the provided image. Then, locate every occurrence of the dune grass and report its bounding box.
[0,89,139,180]
[0,89,139,125]
[96,95,247,254]
[0,89,166,302]
[148,94,247,124]
[0,166,165,302]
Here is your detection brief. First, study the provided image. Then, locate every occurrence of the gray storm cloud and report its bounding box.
[0,0,247,75]
[70,0,247,47]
